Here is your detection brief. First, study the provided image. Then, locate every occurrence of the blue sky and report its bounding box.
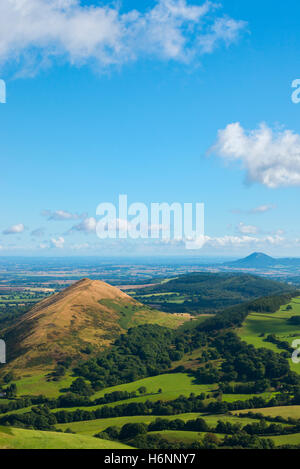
[1,0,300,257]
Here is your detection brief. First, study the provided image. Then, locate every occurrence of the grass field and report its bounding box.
[262,433,300,447]
[56,414,203,435]
[233,406,300,420]
[0,426,132,449]
[238,297,300,374]
[92,373,213,402]
[56,413,262,436]
[13,371,75,398]
[148,430,224,443]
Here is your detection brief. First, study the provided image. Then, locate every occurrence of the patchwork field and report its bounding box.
[239,297,300,374]
[56,413,261,436]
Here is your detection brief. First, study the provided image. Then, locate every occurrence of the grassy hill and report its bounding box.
[0,426,132,449]
[1,278,187,376]
[2,284,300,449]
[238,296,300,373]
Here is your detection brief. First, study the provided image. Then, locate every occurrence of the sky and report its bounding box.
[1,0,300,257]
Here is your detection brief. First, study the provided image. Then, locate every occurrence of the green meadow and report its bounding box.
[13,371,75,397]
[0,426,132,449]
[56,413,261,436]
[92,373,212,402]
[263,433,300,447]
[234,405,300,420]
[239,297,300,374]
[148,430,224,444]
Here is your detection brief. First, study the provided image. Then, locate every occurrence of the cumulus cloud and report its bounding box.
[71,217,137,235]
[204,234,284,248]
[237,222,258,235]
[251,204,275,214]
[3,223,25,235]
[42,209,85,221]
[71,217,97,233]
[0,0,246,74]
[50,236,65,248]
[212,122,300,188]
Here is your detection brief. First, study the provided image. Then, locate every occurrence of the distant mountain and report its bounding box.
[224,252,300,269]
[2,278,186,375]
[225,252,278,268]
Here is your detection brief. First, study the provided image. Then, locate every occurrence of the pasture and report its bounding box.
[0,426,132,449]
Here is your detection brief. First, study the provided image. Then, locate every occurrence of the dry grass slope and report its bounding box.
[2,278,187,376]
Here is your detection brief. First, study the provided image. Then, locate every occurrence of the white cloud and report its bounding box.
[251,204,275,214]
[71,217,136,234]
[50,236,65,248]
[42,209,85,221]
[237,222,258,235]
[3,223,25,235]
[212,122,300,188]
[71,242,90,250]
[199,16,247,53]
[231,204,275,215]
[71,217,97,233]
[0,0,246,74]
[188,233,285,249]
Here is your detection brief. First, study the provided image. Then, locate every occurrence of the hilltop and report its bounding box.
[2,278,186,375]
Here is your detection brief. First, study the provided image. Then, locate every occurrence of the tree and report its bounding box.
[119,423,148,440]
[138,387,147,395]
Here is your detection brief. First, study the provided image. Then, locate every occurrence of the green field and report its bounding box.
[148,430,224,444]
[234,405,300,420]
[0,426,132,449]
[92,373,213,402]
[239,297,300,374]
[13,372,75,398]
[263,433,300,447]
[56,413,260,436]
[56,414,203,435]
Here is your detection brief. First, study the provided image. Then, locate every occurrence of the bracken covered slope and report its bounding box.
[2,278,186,374]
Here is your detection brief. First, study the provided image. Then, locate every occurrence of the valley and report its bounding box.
[1,255,300,449]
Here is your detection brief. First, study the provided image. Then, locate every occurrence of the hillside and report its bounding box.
[2,291,300,450]
[0,426,132,449]
[129,272,291,314]
[1,278,186,375]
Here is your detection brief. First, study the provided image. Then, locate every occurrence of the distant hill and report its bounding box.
[225,252,278,268]
[129,272,292,315]
[2,278,186,375]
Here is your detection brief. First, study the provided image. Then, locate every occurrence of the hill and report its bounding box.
[224,252,300,269]
[226,252,278,268]
[129,272,291,314]
[0,426,132,449]
[1,278,186,375]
